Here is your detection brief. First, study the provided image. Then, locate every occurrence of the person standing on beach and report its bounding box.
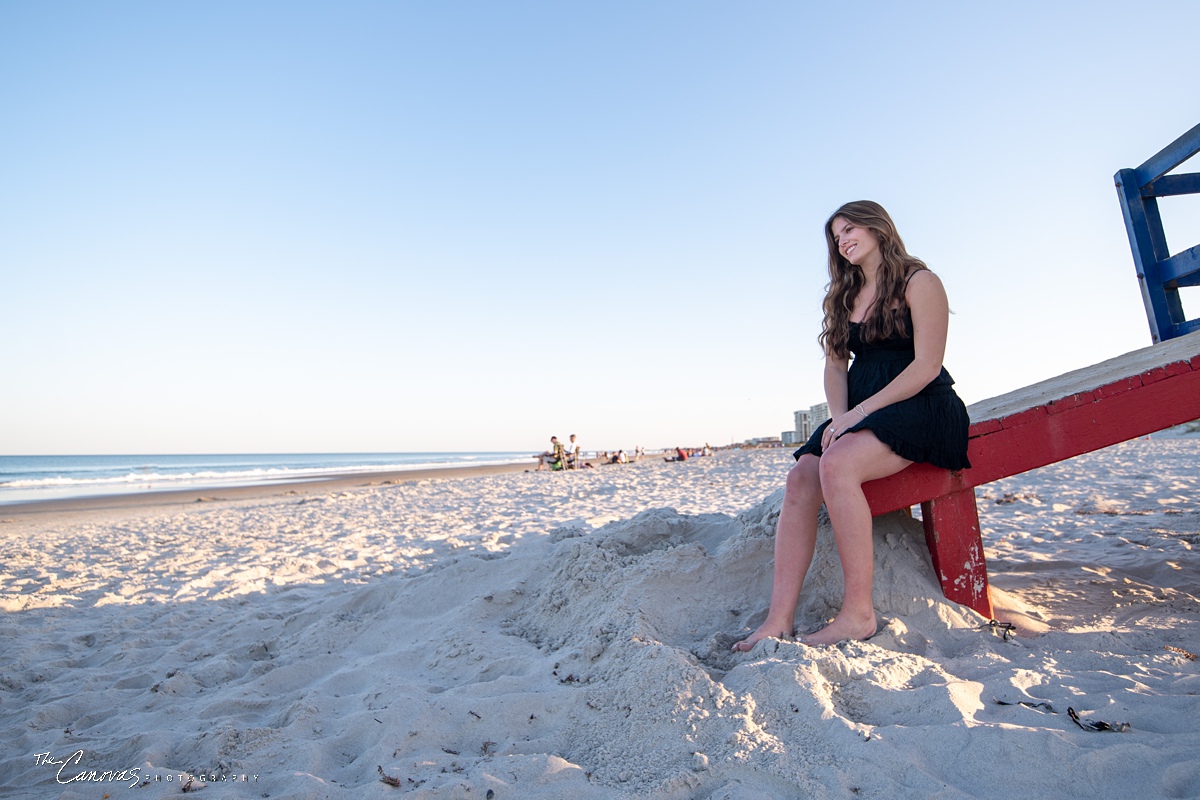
[733,200,971,650]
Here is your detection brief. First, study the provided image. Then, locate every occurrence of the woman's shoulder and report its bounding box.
[904,266,939,286]
[903,268,950,319]
[903,267,945,297]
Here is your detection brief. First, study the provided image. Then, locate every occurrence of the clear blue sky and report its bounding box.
[2,1,1198,455]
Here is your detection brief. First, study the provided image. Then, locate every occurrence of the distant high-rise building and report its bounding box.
[791,402,831,444]
[810,402,830,425]
[794,409,812,440]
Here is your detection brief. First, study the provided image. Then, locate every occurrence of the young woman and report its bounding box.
[733,201,971,650]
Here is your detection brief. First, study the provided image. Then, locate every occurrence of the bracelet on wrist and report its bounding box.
[855,404,868,419]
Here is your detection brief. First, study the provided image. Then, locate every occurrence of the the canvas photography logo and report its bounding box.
[33,748,260,789]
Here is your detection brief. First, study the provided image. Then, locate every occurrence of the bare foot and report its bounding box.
[731,623,794,653]
[799,612,877,646]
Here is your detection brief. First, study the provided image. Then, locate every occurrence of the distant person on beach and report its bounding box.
[664,447,688,463]
[733,200,971,651]
[534,436,566,471]
[566,434,582,469]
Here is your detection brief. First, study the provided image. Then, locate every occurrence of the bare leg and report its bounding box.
[732,455,823,652]
[802,430,911,645]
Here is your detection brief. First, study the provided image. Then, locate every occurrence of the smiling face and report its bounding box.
[829,216,882,269]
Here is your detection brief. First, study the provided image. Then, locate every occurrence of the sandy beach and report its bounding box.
[1,443,1197,798]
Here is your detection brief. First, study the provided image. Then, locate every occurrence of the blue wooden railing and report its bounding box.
[1115,123,1200,343]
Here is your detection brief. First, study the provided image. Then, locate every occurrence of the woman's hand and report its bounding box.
[821,409,864,450]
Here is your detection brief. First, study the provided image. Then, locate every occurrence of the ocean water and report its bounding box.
[0,452,533,506]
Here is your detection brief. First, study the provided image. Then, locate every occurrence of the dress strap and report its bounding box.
[903,269,924,292]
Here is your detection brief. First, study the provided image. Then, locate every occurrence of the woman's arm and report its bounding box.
[858,270,949,414]
[824,353,850,417]
[820,352,850,450]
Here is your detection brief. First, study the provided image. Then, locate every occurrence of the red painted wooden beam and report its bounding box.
[856,333,1200,619]
[864,355,1200,515]
[921,491,991,617]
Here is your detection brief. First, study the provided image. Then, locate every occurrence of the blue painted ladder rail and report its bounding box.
[1115,122,1200,343]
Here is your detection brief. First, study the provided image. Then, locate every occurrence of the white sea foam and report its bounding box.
[0,452,532,504]
[0,461,525,489]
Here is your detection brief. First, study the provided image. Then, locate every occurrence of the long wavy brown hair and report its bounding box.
[818,200,928,360]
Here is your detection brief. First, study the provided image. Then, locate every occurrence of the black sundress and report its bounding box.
[794,311,971,470]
